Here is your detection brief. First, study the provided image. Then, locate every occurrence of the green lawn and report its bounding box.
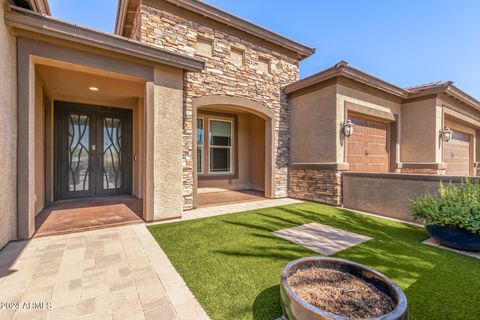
[148,202,480,320]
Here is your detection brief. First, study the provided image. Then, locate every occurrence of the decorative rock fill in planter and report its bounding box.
[426,225,480,251]
[280,257,408,320]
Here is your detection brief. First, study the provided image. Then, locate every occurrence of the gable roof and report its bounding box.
[115,0,315,60]
[284,60,407,98]
[285,61,480,111]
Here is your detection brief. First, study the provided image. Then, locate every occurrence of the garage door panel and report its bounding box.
[347,115,389,173]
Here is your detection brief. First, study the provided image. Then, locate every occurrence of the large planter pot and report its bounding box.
[426,224,480,252]
[280,257,408,320]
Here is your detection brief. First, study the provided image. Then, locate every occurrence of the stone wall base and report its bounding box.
[288,168,342,206]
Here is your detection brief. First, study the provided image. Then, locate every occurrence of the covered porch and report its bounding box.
[192,96,276,208]
[7,7,203,240]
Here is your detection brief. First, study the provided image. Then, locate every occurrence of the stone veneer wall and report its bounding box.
[139,4,299,209]
[288,169,343,206]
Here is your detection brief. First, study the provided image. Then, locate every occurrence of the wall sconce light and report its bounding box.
[440,127,452,142]
[342,119,354,137]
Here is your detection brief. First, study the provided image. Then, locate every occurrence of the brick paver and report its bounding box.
[0,225,209,320]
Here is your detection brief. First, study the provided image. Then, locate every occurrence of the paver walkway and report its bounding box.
[0,224,209,320]
[148,198,303,226]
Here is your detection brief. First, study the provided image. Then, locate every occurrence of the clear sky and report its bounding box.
[50,0,480,99]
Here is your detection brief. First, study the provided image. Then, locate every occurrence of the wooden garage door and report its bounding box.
[347,115,389,173]
[444,131,471,176]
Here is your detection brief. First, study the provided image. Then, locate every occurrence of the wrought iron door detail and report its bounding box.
[102,117,123,190]
[67,113,90,191]
[55,102,132,200]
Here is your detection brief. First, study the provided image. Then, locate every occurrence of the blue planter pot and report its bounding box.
[426,224,480,252]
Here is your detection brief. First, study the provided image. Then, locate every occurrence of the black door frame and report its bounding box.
[54,101,133,200]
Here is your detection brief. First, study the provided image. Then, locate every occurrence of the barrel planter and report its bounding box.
[280,257,408,320]
[426,224,480,252]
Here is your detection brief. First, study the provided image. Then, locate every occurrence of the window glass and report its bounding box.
[210,148,230,172]
[209,120,231,146]
[197,118,204,173]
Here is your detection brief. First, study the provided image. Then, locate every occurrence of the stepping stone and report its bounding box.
[423,238,480,260]
[273,222,371,256]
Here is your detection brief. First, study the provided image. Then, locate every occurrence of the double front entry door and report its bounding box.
[55,101,133,200]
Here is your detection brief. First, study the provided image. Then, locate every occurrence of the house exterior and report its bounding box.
[286,61,480,205]
[115,0,314,210]
[1,0,479,250]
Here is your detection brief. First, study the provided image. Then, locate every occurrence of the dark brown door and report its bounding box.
[347,115,389,173]
[444,131,471,176]
[55,101,132,200]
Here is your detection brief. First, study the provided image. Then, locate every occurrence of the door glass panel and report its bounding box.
[67,114,90,191]
[103,117,123,190]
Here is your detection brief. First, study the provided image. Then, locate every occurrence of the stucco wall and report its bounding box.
[0,0,17,248]
[343,172,473,222]
[139,0,299,208]
[148,66,185,220]
[35,74,45,215]
[336,79,402,164]
[290,84,337,163]
[249,115,265,191]
[401,97,437,163]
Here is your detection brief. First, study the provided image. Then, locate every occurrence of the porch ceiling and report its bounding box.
[36,63,144,105]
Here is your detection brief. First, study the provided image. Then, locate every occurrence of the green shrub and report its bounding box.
[411,178,480,233]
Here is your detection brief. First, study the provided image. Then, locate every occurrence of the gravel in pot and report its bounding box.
[280,257,408,320]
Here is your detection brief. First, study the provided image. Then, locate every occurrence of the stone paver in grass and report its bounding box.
[0,224,209,320]
[423,238,480,260]
[273,222,372,256]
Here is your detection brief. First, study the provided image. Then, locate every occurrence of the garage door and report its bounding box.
[444,131,471,176]
[347,115,389,173]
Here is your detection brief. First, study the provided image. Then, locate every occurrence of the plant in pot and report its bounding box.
[411,178,480,251]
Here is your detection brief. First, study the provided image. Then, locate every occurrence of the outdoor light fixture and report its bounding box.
[440,127,452,142]
[89,86,99,92]
[342,119,354,137]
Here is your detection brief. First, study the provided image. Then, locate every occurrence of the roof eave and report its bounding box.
[285,61,407,98]
[5,6,204,72]
[115,0,315,60]
[445,85,480,111]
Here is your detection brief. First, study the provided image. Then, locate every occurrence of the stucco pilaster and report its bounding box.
[144,66,184,220]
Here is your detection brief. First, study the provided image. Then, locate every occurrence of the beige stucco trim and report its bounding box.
[345,101,395,121]
[192,95,275,208]
[443,106,480,129]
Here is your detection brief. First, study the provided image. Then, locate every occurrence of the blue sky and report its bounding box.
[50,0,480,99]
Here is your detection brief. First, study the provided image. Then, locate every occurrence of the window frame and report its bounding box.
[197,117,204,174]
[197,112,238,180]
[208,118,234,175]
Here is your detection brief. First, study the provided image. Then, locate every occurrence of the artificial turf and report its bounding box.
[148,202,480,320]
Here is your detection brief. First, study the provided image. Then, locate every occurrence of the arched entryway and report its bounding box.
[192,96,275,208]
